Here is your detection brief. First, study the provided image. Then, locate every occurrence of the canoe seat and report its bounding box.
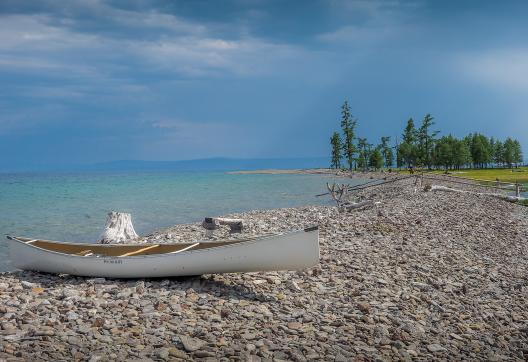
[77,250,93,256]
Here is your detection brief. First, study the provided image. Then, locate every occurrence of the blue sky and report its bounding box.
[1,0,527,170]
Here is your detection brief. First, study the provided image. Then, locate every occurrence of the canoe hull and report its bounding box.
[7,229,319,278]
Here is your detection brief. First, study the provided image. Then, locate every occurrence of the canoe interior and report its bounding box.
[12,236,244,257]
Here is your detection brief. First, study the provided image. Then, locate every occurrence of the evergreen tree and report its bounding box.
[513,139,523,167]
[494,140,504,166]
[380,136,394,167]
[330,132,343,169]
[396,142,404,169]
[357,138,371,170]
[417,113,438,169]
[402,118,417,144]
[340,101,356,170]
[470,133,492,168]
[503,137,516,168]
[489,137,496,166]
[434,135,454,170]
[398,118,418,167]
[453,139,472,169]
[369,148,384,170]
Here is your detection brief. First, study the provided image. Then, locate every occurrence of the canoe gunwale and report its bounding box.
[6,227,318,261]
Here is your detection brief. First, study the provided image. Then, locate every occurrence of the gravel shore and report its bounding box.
[1,175,527,361]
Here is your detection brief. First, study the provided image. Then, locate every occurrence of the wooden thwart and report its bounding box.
[77,249,93,256]
[118,244,159,257]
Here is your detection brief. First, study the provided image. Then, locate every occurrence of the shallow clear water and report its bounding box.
[0,171,364,271]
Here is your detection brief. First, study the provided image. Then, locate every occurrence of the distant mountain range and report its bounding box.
[2,157,330,173]
[88,157,330,172]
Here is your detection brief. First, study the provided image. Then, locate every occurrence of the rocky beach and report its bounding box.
[1,174,528,361]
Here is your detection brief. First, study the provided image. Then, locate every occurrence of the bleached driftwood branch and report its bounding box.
[430,185,526,203]
[99,212,139,244]
[326,182,381,212]
[326,182,349,206]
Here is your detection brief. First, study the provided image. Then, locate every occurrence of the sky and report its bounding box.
[1,0,527,170]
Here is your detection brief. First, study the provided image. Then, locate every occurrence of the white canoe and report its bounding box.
[6,227,319,278]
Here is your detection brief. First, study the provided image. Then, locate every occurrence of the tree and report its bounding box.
[494,140,504,166]
[417,113,438,169]
[398,118,418,167]
[402,118,417,144]
[396,139,404,169]
[453,139,472,169]
[369,148,384,170]
[469,133,492,168]
[380,136,394,168]
[340,101,357,170]
[330,132,343,169]
[398,142,414,168]
[513,139,523,167]
[503,137,516,168]
[434,135,454,170]
[357,137,371,170]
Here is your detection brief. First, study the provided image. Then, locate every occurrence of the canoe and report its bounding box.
[6,227,319,278]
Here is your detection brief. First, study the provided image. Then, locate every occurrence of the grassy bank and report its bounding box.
[396,166,528,183]
[433,166,528,183]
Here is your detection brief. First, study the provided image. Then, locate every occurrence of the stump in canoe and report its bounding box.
[99,212,139,244]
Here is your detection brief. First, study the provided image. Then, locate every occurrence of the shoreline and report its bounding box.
[1,176,527,360]
[228,168,392,180]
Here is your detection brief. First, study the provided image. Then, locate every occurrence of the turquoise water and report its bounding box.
[0,171,358,271]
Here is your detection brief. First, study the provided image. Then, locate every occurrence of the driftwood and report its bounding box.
[326,182,348,206]
[202,217,244,234]
[429,185,526,203]
[326,182,381,212]
[99,212,139,244]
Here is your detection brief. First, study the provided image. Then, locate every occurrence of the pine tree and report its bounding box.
[513,139,523,167]
[503,137,516,168]
[340,101,356,170]
[380,136,394,168]
[417,113,438,169]
[494,140,504,166]
[398,118,418,167]
[369,148,384,170]
[330,132,343,169]
[357,138,371,170]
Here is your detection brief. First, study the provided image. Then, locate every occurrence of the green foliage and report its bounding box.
[330,103,524,173]
[340,101,357,170]
[416,113,438,169]
[513,139,523,166]
[357,137,371,170]
[469,133,492,168]
[369,148,384,170]
[330,132,343,169]
[398,118,418,167]
[380,136,394,167]
[493,140,504,166]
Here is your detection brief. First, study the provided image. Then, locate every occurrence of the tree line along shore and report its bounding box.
[330,101,524,172]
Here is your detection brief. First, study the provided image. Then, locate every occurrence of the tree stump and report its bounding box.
[99,212,139,244]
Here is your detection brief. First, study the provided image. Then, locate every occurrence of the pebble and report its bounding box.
[0,174,527,360]
[179,335,206,352]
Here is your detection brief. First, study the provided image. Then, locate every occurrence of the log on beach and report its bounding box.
[202,217,244,233]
